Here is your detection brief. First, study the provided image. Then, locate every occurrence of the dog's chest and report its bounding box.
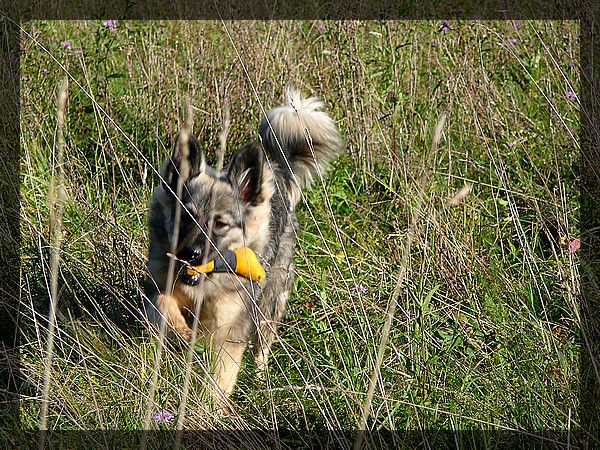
[198,294,248,337]
[177,276,255,338]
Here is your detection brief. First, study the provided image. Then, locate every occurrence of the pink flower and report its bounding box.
[569,238,580,254]
[354,284,367,295]
[152,411,174,424]
[103,19,116,30]
[73,49,83,55]
[62,41,72,50]
[514,22,521,30]
[440,20,451,33]
[41,69,50,76]
[507,141,516,148]
[566,91,577,101]
[507,38,517,45]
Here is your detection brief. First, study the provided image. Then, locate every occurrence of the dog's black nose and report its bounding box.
[177,246,203,264]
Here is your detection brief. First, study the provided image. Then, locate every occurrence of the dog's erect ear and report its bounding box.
[227,143,268,206]
[161,134,205,193]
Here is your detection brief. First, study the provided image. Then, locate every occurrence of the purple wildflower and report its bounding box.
[507,141,516,149]
[513,22,521,30]
[354,284,367,295]
[21,75,30,82]
[152,411,174,424]
[507,38,517,45]
[103,19,116,30]
[566,91,576,101]
[41,69,50,76]
[440,20,451,33]
[73,49,83,55]
[62,41,72,50]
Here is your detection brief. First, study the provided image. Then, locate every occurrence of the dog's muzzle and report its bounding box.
[176,255,208,286]
[178,266,201,286]
[175,247,209,286]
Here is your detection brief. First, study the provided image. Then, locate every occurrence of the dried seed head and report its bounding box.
[447,184,472,207]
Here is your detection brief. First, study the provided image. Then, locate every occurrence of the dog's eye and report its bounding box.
[214,219,229,230]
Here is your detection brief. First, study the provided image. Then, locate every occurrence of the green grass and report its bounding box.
[16,19,581,444]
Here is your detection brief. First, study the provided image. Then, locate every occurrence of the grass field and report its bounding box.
[16,19,582,445]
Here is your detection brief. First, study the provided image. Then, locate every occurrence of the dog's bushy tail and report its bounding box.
[259,87,343,206]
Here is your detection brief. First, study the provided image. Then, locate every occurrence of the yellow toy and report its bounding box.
[185,247,266,282]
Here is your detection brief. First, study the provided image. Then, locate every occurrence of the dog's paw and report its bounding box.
[254,352,269,382]
[214,399,235,418]
[175,325,193,342]
[254,365,268,384]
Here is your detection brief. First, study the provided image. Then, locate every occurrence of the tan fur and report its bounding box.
[155,275,251,409]
[199,286,248,400]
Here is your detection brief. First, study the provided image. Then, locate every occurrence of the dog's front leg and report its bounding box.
[208,333,247,410]
[253,266,293,377]
[154,293,193,341]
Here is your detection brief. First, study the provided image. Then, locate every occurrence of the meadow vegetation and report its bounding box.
[16,19,580,445]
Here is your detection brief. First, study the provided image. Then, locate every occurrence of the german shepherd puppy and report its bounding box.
[144,88,343,405]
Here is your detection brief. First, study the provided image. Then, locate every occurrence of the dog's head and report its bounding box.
[156,134,273,285]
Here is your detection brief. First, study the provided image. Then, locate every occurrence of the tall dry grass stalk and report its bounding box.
[141,99,194,441]
[174,97,213,441]
[354,113,448,448]
[38,75,69,442]
[216,97,230,171]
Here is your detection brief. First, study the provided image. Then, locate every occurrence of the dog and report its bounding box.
[143,88,343,406]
